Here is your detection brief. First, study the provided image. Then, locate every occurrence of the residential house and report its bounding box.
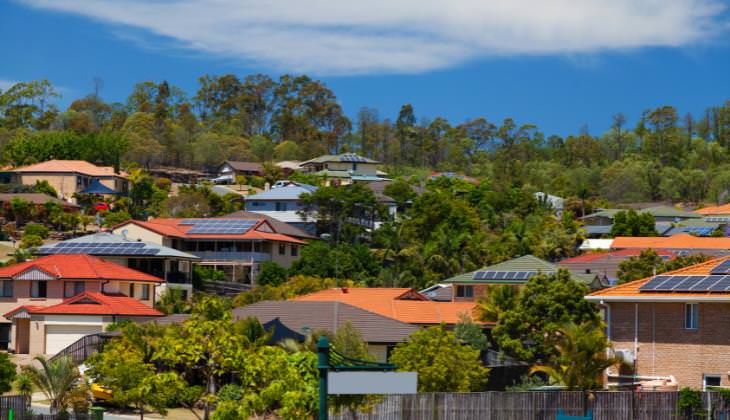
[8,160,128,202]
[534,192,564,216]
[419,284,453,302]
[244,182,317,212]
[611,234,730,257]
[0,193,79,211]
[365,180,424,220]
[299,153,385,183]
[442,255,600,302]
[0,255,163,354]
[36,232,199,299]
[581,206,701,238]
[232,300,418,362]
[213,160,264,184]
[558,250,676,285]
[111,217,307,284]
[694,204,730,232]
[221,210,315,240]
[586,255,730,389]
[294,287,478,326]
[428,172,479,185]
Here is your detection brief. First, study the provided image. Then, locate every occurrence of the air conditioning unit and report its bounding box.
[614,349,634,364]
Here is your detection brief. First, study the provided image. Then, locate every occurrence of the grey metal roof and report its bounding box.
[221,211,315,239]
[245,183,317,201]
[37,232,199,259]
[233,300,417,344]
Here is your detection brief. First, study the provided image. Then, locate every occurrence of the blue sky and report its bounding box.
[2,0,730,136]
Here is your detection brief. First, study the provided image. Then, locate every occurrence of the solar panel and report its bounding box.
[711,260,730,275]
[185,219,257,234]
[638,275,671,291]
[709,276,730,291]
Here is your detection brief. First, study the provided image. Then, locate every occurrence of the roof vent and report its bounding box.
[341,287,349,294]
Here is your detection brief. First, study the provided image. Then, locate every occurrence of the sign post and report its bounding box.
[316,336,417,420]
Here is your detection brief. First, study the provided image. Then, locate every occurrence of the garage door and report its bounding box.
[45,325,103,355]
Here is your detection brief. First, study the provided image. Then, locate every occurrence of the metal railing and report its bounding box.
[191,251,271,261]
[49,333,112,365]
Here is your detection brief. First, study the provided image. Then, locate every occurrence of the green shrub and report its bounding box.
[24,223,49,239]
[20,234,43,249]
[257,261,288,286]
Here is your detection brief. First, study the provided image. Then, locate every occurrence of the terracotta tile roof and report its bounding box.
[559,249,676,264]
[695,204,730,215]
[117,218,306,244]
[587,255,730,300]
[11,160,127,178]
[4,292,162,317]
[0,254,162,282]
[611,234,730,250]
[293,287,481,325]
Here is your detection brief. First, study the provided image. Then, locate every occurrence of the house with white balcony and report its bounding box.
[112,217,308,284]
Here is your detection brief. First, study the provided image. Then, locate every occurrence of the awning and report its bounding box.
[81,179,117,195]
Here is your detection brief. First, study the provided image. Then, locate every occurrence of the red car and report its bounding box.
[94,202,110,211]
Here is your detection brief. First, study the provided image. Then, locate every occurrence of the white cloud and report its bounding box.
[18,0,728,75]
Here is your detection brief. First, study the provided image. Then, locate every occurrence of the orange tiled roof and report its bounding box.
[118,219,306,244]
[695,204,730,215]
[0,254,162,282]
[611,234,730,250]
[12,160,128,178]
[5,292,162,317]
[587,255,730,300]
[293,287,481,325]
[559,249,676,264]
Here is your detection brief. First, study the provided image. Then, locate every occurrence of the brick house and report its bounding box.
[0,254,163,354]
[586,256,730,389]
[8,160,129,202]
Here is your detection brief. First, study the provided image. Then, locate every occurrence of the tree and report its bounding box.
[454,312,489,351]
[617,249,711,284]
[530,320,619,390]
[491,270,600,362]
[390,325,489,392]
[0,352,16,394]
[610,209,657,237]
[289,241,380,284]
[15,373,33,410]
[475,284,519,323]
[22,355,81,414]
[102,210,132,227]
[88,338,185,419]
[34,180,58,197]
[257,261,288,286]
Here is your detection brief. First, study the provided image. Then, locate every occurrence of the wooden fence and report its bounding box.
[0,396,25,420]
[329,391,730,420]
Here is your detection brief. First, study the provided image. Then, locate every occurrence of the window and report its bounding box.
[142,284,150,300]
[685,303,699,330]
[352,163,358,171]
[31,281,47,298]
[275,202,287,211]
[65,281,85,298]
[704,375,722,390]
[0,280,12,297]
[456,285,474,298]
[291,245,298,257]
[279,243,286,255]
[129,284,135,298]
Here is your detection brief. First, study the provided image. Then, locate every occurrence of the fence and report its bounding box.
[328,391,730,420]
[48,333,112,365]
[0,396,24,420]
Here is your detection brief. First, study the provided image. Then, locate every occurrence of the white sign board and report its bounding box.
[328,371,418,395]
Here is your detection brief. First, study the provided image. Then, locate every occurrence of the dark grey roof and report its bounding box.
[220,161,263,173]
[232,300,417,344]
[420,284,453,301]
[221,210,315,239]
[149,313,191,326]
[0,193,79,208]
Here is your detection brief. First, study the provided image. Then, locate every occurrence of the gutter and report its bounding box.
[585,295,730,303]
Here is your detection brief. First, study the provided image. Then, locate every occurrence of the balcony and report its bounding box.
[166,272,192,284]
[190,251,271,262]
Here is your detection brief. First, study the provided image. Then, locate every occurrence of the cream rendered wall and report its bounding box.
[112,224,164,245]
[368,344,389,363]
[19,174,78,200]
[326,162,378,175]
[270,243,301,268]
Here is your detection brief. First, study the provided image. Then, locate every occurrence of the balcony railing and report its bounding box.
[190,251,271,262]
[166,271,192,284]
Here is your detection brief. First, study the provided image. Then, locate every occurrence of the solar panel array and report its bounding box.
[705,217,730,223]
[472,271,538,281]
[38,242,160,255]
[339,154,368,163]
[683,227,716,236]
[710,259,730,275]
[639,275,730,292]
[181,219,257,234]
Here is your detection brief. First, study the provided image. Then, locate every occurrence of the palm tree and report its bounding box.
[475,285,519,323]
[530,320,619,391]
[23,355,81,414]
[15,373,34,410]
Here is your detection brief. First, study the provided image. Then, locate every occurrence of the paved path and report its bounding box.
[31,404,137,420]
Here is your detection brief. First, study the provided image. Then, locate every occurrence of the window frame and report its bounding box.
[142,284,150,300]
[291,245,299,257]
[456,285,474,298]
[65,281,85,298]
[0,280,12,298]
[279,243,286,255]
[685,303,699,330]
[31,281,47,298]
[704,374,722,390]
[129,283,135,298]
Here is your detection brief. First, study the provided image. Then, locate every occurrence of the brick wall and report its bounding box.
[610,301,730,389]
